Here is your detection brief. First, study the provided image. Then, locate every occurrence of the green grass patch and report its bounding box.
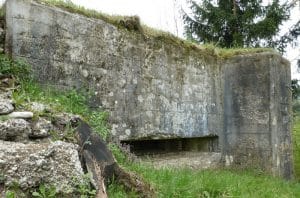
[108,162,300,197]
[293,116,300,179]
[0,54,31,80]
[107,140,300,198]
[13,79,110,140]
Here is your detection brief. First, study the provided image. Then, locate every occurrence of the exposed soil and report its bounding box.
[140,151,221,169]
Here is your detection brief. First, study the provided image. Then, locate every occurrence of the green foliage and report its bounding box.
[5,191,16,198]
[0,54,31,80]
[292,79,300,100]
[108,181,138,198]
[89,111,110,140]
[183,0,300,52]
[73,174,96,198]
[108,143,128,165]
[293,100,300,117]
[13,79,111,140]
[32,185,56,198]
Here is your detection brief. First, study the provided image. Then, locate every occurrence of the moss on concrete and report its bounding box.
[36,0,276,60]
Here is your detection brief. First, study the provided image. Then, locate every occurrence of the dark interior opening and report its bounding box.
[121,136,219,156]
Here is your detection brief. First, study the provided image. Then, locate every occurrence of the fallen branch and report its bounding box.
[75,120,155,197]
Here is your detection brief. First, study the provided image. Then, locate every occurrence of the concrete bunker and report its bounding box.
[5,0,293,179]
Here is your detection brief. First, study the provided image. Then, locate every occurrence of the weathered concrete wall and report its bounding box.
[5,0,223,141]
[5,0,293,178]
[222,54,292,178]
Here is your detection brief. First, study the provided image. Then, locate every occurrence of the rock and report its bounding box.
[29,102,50,113]
[52,113,80,129]
[8,111,34,119]
[0,75,15,89]
[30,118,52,138]
[0,90,13,99]
[0,119,31,141]
[0,99,14,115]
[0,140,84,193]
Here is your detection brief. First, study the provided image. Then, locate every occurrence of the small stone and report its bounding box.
[0,119,31,141]
[0,90,13,99]
[29,102,50,113]
[52,113,80,128]
[30,118,52,138]
[81,69,89,78]
[0,99,14,115]
[8,111,34,119]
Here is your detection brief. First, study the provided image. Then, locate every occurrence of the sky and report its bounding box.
[71,0,187,37]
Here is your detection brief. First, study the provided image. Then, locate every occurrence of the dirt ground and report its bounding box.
[140,152,221,169]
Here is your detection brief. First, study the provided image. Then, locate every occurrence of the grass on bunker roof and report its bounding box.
[37,0,275,59]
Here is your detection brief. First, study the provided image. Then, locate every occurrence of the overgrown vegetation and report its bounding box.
[0,54,31,81]
[105,140,300,198]
[293,115,300,179]
[12,78,110,141]
[108,158,300,197]
[32,185,57,198]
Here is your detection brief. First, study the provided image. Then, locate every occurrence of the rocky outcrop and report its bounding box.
[0,74,153,197]
[0,118,31,141]
[0,99,14,115]
[0,140,83,192]
[0,79,85,196]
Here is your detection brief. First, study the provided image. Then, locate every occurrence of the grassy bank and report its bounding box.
[107,154,300,198]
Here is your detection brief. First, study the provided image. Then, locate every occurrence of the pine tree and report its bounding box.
[183,0,300,52]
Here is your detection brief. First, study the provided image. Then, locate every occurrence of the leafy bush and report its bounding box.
[0,54,31,80]
[32,185,56,198]
[293,100,300,117]
[89,111,110,140]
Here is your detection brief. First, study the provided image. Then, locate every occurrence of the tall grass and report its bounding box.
[293,116,300,179]
[106,139,300,198]
[13,80,111,140]
[107,162,300,197]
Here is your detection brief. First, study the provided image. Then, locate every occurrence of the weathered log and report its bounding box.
[75,120,154,197]
[82,150,107,198]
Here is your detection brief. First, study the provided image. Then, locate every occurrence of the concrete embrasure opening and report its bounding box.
[121,136,219,156]
[121,136,221,169]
